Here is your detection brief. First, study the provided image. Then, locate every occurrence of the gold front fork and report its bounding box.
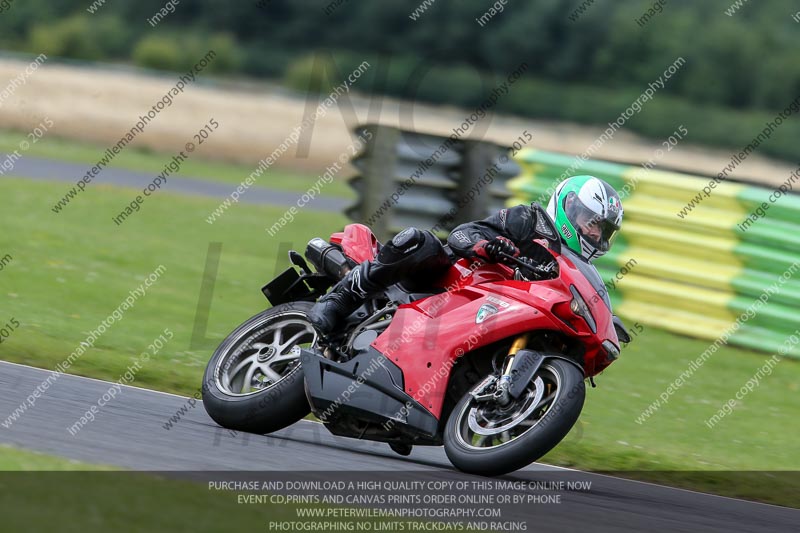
[495,333,529,405]
[503,333,529,375]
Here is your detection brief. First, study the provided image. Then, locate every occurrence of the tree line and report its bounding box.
[0,0,797,162]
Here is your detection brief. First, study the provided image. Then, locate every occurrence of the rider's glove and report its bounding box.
[472,236,519,264]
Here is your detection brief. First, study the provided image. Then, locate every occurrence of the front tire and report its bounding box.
[444,358,585,476]
[201,302,318,434]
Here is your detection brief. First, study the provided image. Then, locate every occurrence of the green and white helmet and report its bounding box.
[546,175,623,261]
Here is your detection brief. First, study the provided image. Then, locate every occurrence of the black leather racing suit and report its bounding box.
[369,202,559,290]
[447,203,560,263]
[308,203,558,335]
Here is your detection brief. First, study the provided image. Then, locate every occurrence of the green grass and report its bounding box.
[540,327,800,506]
[1,178,798,506]
[0,446,309,532]
[0,444,110,470]
[0,129,355,198]
[0,177,347,395]
[546,326,798,471]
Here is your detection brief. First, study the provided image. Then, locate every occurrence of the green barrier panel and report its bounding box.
[728,296,798,333]
[731,272,800,307]
[734,243,799,276]
[740,219,800,252]
[735,327,799,356]
[737,186,800,224]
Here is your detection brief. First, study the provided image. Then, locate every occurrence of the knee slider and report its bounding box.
[390,227,424,250]
[378,228,425,263]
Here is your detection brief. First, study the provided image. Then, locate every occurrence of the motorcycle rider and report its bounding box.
[309,175,623,337]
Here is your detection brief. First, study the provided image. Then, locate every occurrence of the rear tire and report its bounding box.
[444,358,585,476]
[201,302,317,434]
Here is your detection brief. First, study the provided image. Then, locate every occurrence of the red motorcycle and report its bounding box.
[202,222,630,476]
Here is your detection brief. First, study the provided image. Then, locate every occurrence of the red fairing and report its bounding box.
[334,224,380,263]
[367,254,619,420]
[557,252,618,374]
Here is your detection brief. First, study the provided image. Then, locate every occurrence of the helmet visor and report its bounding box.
[566,196,620,253]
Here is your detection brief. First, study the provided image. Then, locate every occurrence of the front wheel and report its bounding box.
[444,358,585,476]
[201,302,318,434]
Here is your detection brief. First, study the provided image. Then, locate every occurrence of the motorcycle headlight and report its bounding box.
[569,285,596,333]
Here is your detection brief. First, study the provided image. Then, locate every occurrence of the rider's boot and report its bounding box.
[308,262,382,338]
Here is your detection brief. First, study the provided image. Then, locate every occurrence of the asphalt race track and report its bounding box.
[0,360,796,532]
[2,153,349,213]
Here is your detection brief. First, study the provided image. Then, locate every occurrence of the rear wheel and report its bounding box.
[444,358,585,476]
[201,302,318,434]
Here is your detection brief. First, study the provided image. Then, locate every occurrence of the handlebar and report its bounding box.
[497,251,557,280]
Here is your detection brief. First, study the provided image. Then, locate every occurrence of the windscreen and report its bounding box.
[559,246,612,311]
